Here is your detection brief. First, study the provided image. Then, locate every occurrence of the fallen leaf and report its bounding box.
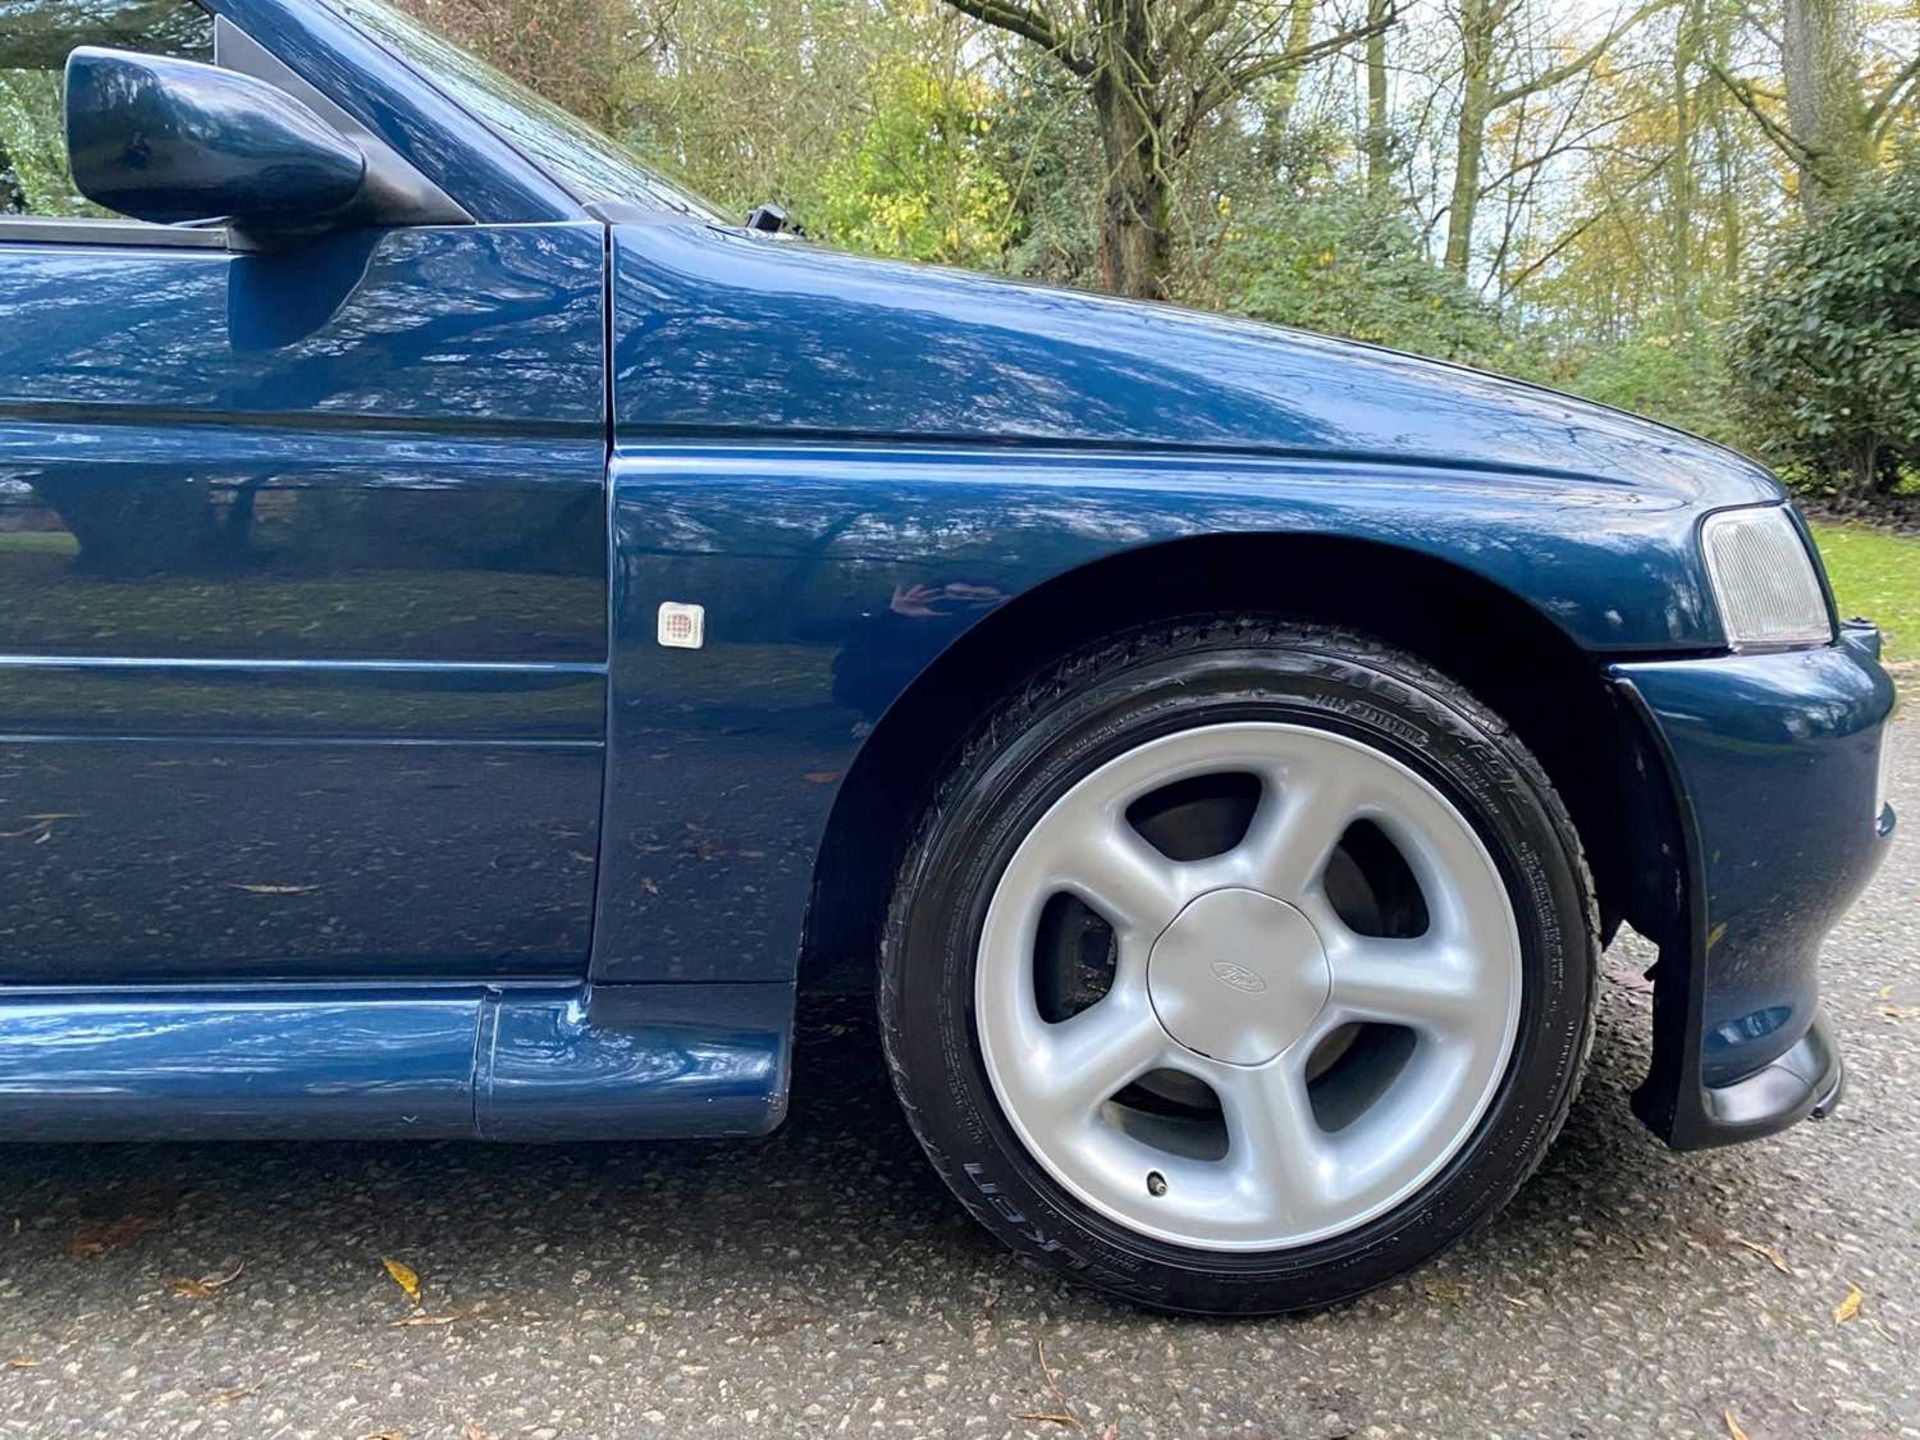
[6,1357,37,1368]
[802,771,842,785]
[1877,1004,1920,1021]
[358,1432,404,1440]
[206,1387,255,1406]
[1725,1410,1750,1440]
[390,1301,491,1328]
[1013,1414,1080,1429]
[1834,1284,1864,1322]
[462,1424,498,1440]
[231,884,319,895]
[1731,1237,1792,1275]
[67,1214,167,1257]
[381,1256,422,1307]
[1706,921,1728,949]
[172,1259,245,1300]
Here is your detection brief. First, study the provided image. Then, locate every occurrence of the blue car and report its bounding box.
[0,0,1897,1315]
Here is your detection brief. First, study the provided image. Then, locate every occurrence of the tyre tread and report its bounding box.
[877,614,1600,1311]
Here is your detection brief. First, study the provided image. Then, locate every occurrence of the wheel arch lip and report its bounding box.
[785,471,1691,985]
[602,442,1724,996]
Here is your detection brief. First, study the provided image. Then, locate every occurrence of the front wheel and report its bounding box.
[878,617,1597,1314]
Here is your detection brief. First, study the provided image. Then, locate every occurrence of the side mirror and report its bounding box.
[64,46,367,234]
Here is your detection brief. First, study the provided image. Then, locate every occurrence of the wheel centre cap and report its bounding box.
[1146,888,1331,1066]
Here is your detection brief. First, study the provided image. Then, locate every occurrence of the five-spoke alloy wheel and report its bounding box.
[976,722,1522,1253]
[881,618,1596,1313]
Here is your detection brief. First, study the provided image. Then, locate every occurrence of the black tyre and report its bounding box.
[878,616,1597,1314]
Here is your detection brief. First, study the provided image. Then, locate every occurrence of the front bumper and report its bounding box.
[1610,622,1896,1149]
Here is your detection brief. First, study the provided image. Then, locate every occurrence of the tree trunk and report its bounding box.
[1667,1,1699,320]
[1443,0,1495,276]
[1708,1,1745,291]
[1782,0,1874,212]
[1090,2,1170,300]
[1365,0,1390,198]
[1268,0,1319,129]
[1838,434,1880,499]
[1094,78,1172,298]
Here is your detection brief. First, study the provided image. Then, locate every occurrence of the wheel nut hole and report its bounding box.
[1146,1170,1168,1197]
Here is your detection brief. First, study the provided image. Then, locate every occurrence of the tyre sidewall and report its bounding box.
[882,627,1593,1314]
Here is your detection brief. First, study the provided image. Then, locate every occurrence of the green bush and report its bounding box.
[1726,164,1920,497]
[814,58,1012,267]
[1201,191,1541,377]
[1559,330,1747,450]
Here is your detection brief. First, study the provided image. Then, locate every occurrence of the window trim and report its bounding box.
[0,216,237,249]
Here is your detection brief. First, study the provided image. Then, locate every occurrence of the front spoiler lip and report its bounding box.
[1685,1006,1845,1143]
[1612,624,1895,1151]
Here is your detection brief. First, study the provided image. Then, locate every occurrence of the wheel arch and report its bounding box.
[799,529,1689,991]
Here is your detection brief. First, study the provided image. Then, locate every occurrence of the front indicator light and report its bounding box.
[1701,506,1833,649]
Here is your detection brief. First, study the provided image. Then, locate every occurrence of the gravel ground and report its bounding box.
[0,716,1915,1440]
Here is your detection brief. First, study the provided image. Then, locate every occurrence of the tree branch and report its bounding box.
[1197,4,1399,117]
[942,0,1092,74]
[1865,50,1920,134]
[1496,158,1664,300]
[1701,55,1811,164]
[1490,0,1673,108]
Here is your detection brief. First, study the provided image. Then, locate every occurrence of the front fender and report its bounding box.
[586,441,1714,985]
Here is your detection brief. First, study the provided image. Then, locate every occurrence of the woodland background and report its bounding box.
[368,0,1917,510]
[2,0,1918,517]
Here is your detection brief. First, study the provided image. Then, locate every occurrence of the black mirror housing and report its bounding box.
[64,46,367,232]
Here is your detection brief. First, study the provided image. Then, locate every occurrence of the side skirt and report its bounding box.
[0,981,791,1142]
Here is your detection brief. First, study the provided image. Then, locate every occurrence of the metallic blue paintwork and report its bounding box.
[0,219,608,981]
[482,983,790,1139]
[0,983,786,1139]
[0,989,474,1139]
[0,222,604,441]
[64,47,366,227]
[611,226,1778,527]
[590,441,1719,985]
[0,0,1894,1146]
[0,736,602,984]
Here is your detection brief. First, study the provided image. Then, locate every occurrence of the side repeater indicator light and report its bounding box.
[657,601,706,650]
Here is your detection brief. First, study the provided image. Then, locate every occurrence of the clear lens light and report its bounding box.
[1701,506,1833,648]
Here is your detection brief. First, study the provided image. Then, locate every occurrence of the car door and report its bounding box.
[0,0,609,983]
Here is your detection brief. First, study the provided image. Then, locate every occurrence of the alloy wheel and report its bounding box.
[974,722,1523,1252]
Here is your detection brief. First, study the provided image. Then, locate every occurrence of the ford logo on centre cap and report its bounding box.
[1209,960,1268,994]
